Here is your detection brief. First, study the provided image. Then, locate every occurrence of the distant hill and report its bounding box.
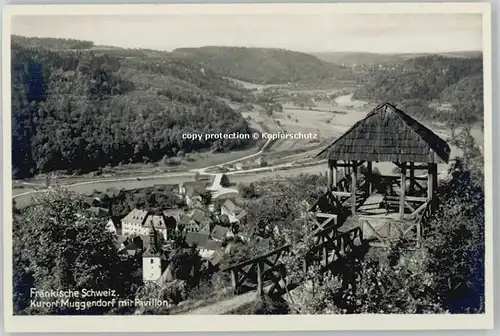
[312,52,407,66]
[352,54,483,123]
[11,36,252,179]
[12,35,95,50]
[172,46,354,84]
[312,51,483,66]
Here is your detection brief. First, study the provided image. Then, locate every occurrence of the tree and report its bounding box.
[11,40,252,179]
[424,161,485,313]
[220,174,230,187]
[242,175,325,241]
[13,186,136,315]
[200,190,212,205]
[168,247,203,287]
[238,182,258,198]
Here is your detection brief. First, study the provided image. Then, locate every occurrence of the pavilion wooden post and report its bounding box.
[409,162,415,195]
[427,163,433,201]
[327,160,333,192]
[427,163,438,211]
[351,160,357,215]
[332,164,337,190]
[399,162,407,219]
[231,269,238,294]
[256,261,263,298]
[367,161,373,194]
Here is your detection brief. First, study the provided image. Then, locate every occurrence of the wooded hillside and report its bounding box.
[353,55,483,122]
[11,37,251,179]
[172,46,354,84]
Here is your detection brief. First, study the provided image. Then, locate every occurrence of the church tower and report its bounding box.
[142,227,162,282]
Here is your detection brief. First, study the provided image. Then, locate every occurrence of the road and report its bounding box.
[12,161,328,208]
[190,135,275,174]
[12,122,298,208]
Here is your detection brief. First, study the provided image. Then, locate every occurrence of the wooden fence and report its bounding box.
[223,225,364,297]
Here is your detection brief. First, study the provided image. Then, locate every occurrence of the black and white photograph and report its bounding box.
[2,3,493,332]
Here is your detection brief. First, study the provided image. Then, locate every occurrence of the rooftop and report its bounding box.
[163,209,184,221]
[121,209,149,225]
[190,208,206,223]
[211,225,230,241]
[185,231,210,247]
[143,214,166,229]
[317,102,451,164]
[222,199,240,213]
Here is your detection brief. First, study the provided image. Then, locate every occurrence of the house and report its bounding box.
[199,239,222,260]
[181,181,208,194]
[188,208,214,233]
[105,217,122,235]
[199,217,213,234]
[121,209,170,240]
[184,232,222,260]
[210,225,232,242]
[190,208,206,224]
[121,209,149,236]
[207,249,224,266]
[185,231,210,248]
[184,220,200,233]
[118,234,149,253]
[181,181,210,206]
[178,213,191,227]
[185,188,205,207]
[116,236,129,251]
[220,200,247,224]
[221,199,238,216]
[163,209,184,230]
[106,187,121,198]
[118,236,143,259]
[143,214,168,241]
[191,199,206,210]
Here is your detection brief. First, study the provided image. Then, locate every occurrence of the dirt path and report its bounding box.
[182,290,258,315]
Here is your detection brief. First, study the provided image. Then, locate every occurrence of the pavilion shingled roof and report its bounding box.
[317,103,451,164]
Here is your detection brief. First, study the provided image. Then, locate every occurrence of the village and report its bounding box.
[88,173,253,285]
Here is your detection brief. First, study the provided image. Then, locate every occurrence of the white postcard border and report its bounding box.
[2,2,493,333]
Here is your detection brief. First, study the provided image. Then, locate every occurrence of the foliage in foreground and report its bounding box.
[270,164,485,314]
[13,186,140,315]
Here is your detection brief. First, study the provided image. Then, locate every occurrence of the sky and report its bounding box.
[11,13,483,54]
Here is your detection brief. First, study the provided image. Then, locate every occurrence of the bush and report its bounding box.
[238,182,258,198]
[220,174,230,187]
[162,280,187,304]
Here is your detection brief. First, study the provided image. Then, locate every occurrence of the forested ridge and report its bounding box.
[172,46,354,84]
[11,37,252,179]
[353,55,483,123]
[12,35,96,50]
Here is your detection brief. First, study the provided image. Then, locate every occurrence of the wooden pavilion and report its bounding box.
[314,102,451,246]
